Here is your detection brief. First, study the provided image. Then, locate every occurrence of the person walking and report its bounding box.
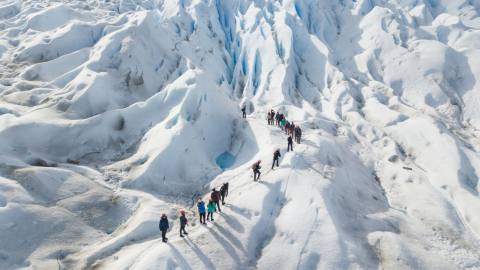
[211,188,221,212]
[272,149,281,169]
[287,135,293,152]
[159,214,169,243]
[220,182,229,205]
[179,210,188,237]
[275,113,280,126]
[241,105,247,118]
[207,199,216,221]
[280,118,287,130]
[295,126,302,144]
[197,199,206,224]
[252,160,262,181]
[267,111,271,125]
[285,121,290,135]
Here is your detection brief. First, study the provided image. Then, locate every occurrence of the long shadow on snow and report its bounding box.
[294,138,396,268]
[183,239,217,270]
[168,243,194,270]
[245,181,284,267]
[207,226,243,268]
[213,222,246,253]
[227,204,252,219]
[219,212,245,233]
[322,146,391,268]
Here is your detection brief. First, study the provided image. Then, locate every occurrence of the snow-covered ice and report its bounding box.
[1,0,480,269]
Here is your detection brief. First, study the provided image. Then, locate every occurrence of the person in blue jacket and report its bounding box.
[197,199,206,224]
[159,213,169,243]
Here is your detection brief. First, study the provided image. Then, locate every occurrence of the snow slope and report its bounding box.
[1,0,480,269]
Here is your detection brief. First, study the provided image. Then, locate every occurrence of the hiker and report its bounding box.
[179,210,188,237]
[241,105,246,118]
[287,135,293,152]
[252,160,261,181]
[211,188,221,212]
[280,118,287,130]
[272,149,281,169]
[267,111,272,125]
[275,112,280,126]
[270,109,275,125]
[159,214,169,243]
[197,199,206,224]
[285,121,290,135]
[290,122,295,136]
[295,126,302,144]
[220,182,229,205]
[207,199,216,221]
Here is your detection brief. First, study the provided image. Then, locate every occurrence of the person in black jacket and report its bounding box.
[241,105,246,118]
[220,182,229,205]
[211,188,221,212]
[159,214,169,243]
[252,160,261,181]
[287,136,293,152]
[179,210,188,237]
[296,126,302,144]
[272,149,281,169]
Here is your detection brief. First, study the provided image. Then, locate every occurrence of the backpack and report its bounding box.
[207,201,216,212]
[211,191,220,201]
[197,201,206,213]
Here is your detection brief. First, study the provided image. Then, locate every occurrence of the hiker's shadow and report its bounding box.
[221,212,245,233]
[184,239,217,270]
[213,222,247,255]
[227,205,252,219]
[167,243,193,270]
[207,226,244,266]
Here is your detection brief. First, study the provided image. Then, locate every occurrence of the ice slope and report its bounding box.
[1,0,480,269]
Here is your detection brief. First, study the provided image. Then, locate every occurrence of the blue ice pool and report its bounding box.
[216,152,236,170]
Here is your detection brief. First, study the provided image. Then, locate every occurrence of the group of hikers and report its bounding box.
[244,106,302,145]
[267,109,302,144]
[159,183,229,242]
[251,109,303,181]
[159,105,303,242]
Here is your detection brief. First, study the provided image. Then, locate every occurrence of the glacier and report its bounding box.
[1,0,480,269]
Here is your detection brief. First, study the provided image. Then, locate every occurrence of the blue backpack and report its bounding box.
[197,201,206,214]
